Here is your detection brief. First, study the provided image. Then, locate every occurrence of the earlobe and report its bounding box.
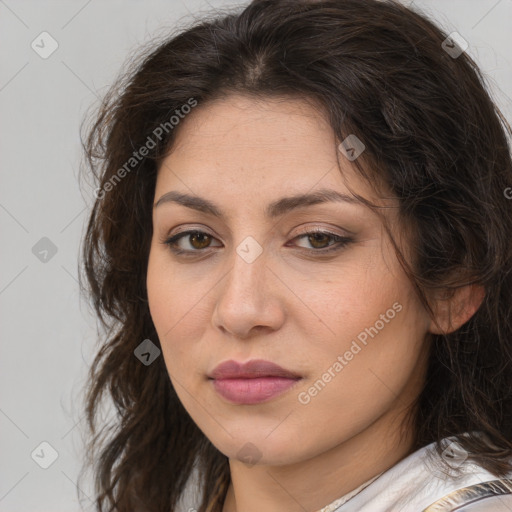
[428,284,485,335]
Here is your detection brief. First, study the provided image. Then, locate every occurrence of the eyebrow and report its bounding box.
[154,188,360,219]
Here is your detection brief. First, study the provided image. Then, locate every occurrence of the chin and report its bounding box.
[207,429,305,467]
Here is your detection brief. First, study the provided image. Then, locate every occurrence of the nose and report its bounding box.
[211,242,286,339]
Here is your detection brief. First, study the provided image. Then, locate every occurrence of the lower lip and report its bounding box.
[211,377,301,404]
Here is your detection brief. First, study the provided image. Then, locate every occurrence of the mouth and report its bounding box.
[208,359,303,405]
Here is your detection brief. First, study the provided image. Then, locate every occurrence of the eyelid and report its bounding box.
[294,225,346,237]
[165,223,350,240]
[160,225,354,256]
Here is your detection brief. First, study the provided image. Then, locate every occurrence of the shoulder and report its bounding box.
[338,434,512,512]
[461,495,512,510]
[422,478,512,511]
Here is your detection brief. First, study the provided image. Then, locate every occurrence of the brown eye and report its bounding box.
[292,229,353,253]
[188,232,212,249]
[162,228,353,257]
[162,230,221,253]
[307,232,332,249]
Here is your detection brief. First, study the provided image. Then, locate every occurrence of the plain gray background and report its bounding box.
[1,0,511,510]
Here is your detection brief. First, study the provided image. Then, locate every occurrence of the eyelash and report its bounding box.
[160,228,354,257]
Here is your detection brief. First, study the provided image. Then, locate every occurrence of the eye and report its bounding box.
[161,230,221,254]
[291,227,354,253]
[160,227,354,256]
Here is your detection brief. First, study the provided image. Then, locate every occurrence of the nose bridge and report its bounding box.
[211,224,287,338]
[213,232,275,325]
[226,234,267,298]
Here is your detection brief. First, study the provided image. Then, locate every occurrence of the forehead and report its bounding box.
[154,94,391,212]
[167,93,336,168]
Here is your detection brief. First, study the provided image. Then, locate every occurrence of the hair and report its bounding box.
[78,0,512,511]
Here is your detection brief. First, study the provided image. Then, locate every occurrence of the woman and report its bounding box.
[79,0,512,510]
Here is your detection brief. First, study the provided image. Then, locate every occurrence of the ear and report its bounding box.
[428,284,485,335]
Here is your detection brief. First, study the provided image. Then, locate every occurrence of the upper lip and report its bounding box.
[209,359,301,380]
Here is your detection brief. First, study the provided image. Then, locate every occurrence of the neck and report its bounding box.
[221,406,417,512]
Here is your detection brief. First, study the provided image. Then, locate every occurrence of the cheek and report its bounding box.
[289,251,403,354]
[319,271,426,382]
[146,246,216,381]
[292,255,428,409]
[146,245,201,330]
[299,282,428,407]
[147,250,173,333]
[146,249,190,365]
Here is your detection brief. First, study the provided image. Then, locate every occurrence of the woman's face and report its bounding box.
[147,94,433,466]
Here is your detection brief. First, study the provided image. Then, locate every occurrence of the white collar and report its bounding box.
[319,434,512,512]
[318,471,385,511]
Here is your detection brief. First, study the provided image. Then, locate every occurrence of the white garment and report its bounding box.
[320,434,512,512]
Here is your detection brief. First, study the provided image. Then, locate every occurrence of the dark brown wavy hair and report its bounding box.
[77,0,512,510]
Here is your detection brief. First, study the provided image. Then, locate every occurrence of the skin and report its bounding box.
[145,94,467,512]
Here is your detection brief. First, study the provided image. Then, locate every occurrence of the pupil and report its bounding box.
[310,233,328,248]
[193,233,209,248]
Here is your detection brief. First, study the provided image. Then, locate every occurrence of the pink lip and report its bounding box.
[209,359,302,405]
